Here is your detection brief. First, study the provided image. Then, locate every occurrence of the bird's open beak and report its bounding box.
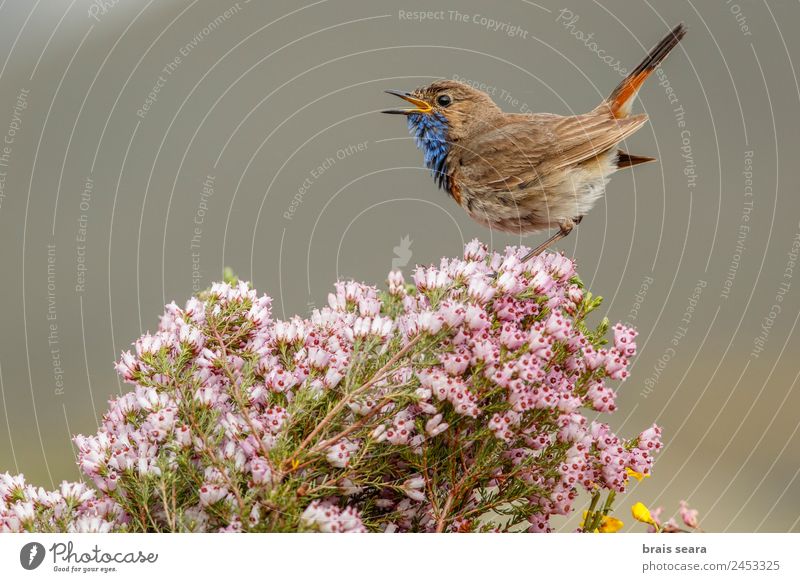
[382,90,432,115]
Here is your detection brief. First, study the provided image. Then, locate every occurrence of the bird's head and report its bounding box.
[382,80,500,141]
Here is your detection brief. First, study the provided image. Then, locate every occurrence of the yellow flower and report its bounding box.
[598,516,624,533]
[631,502,657,527]
[626,467,650,482]
[582,511,624,533]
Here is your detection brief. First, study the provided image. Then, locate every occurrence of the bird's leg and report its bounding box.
[520,218,578,264]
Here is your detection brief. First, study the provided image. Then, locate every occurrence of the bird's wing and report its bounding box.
[457,113,648,191]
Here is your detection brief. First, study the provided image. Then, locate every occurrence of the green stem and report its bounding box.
[583,490,601,532]
[587,490,617,532]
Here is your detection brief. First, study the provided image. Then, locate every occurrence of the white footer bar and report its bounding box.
[1,533,797,580]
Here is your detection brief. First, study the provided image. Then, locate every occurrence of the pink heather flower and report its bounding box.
[467,277,495,304]
[413,266,450,292]
[614,323,638,357]
[646,506,664,533]
[585,380,617,413]
[530,270,555,295]
[424,414,448,437]
[358,296,381,317]
[246,299,272,327]
[499,323,526,350]
[438,301,466,328]
[354,315,393,338]
[528,513,552,533]
[301,501,366,533]
[136,452,161,477]
[183,297,206,324]
[371,424,387,442]
[545,254,575,281]
[0,240,657,533]
[178,321,205,351]
[402,476,426,502]
[604,350,630,380]
[115,351,139,382]
[495,271,520,294]
[567,284,583,304]
[68,516,114,533]
[489,412,520,442]
[323,368,344,389]
[386,412,414,445]
[198,484,227,506]
[464,304,490,330]
[250,457,274,486]
[417,311,444,335]
[274,319,304,344]
[679,500,700,529]
[308,347,330,370]
[326,439,359,468]
[59,481,94,505]
[464,239,488,262]
[12,501,35,523]
[439,347,470,376]
[388,270,406,296]
[557,413,586,443]
[638,425,663,453]
[0,473,26,500]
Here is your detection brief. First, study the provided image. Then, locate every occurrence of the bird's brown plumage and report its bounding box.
[384,23,687,243]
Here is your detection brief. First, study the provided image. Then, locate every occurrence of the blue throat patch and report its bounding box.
[407,112,451,191]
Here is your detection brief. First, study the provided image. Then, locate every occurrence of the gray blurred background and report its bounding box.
[0,0,798,532]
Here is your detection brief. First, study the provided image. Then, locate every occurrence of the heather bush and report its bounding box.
[1,241,689,533]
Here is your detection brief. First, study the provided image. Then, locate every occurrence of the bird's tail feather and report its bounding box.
[605,23,686,118]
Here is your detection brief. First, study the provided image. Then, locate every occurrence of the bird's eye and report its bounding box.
[436,94,452,107]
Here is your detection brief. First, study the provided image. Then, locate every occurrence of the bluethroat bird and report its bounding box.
[383,23,686,262]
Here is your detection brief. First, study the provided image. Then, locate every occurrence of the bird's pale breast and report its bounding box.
[452,145,618,234]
